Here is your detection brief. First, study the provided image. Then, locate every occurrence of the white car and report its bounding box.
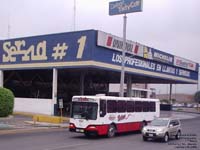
[142,118,181,142]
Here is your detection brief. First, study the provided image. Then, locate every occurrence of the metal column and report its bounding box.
[52,68,58,115]
[127,75,132,97]
[169,84,172,104]
[119,14,127,97]
[80,72,85,95]
[0,70,3,87]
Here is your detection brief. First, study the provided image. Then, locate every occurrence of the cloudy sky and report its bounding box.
[0,0,200,94]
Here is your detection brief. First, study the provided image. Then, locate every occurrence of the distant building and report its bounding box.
[109,84,156,98]
[156,93,194,103]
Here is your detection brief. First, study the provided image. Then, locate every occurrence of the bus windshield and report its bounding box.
[71,102,98,120]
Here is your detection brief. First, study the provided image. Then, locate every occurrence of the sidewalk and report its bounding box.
[0,115,33,130]
[0,114,69,135]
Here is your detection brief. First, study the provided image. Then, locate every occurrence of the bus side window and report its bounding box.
[107,100,117,113]
[127,101,134,112]
[100,100,106,117]
[149,102,156,112]
[117,100,126,113]
[135,101,142,112]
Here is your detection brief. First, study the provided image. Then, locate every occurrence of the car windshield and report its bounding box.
[150,119,169,126]
[71,102,98,120]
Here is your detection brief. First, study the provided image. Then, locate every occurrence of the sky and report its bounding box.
[0,0,200,94]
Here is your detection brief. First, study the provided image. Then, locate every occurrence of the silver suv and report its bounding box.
[142,118,181,142]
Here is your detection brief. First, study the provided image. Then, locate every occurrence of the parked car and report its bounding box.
[142,118,181,142]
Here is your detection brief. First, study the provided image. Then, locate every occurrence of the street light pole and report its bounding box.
[73,0,76,31]
[119,14,127,97]
[109,0,143,97]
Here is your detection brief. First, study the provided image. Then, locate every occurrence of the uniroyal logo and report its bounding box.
[105,35,139,55]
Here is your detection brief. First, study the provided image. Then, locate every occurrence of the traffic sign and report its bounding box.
[109,0,143,16]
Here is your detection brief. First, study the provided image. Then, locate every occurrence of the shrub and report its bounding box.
[194,91,200,104]
[0,87,14,117]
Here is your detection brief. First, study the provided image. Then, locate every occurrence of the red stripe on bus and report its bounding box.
[116,122,141,133]
[85,122,143,135]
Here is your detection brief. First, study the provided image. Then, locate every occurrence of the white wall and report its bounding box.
[14,98,53,115]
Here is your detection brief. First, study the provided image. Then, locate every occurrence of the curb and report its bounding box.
[24,121,69,128]
[14,112,70,124]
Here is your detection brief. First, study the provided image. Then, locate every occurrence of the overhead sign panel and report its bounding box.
[93,46,198,82]
[0,30,198,83]
[97,31,174,65]
[109,0,143,15]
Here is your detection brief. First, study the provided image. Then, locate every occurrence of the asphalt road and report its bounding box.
[0,117,199,150]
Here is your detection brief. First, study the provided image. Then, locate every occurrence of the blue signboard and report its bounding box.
[0,30,95,69]
[93,45,198,82]
[109,0,143,16]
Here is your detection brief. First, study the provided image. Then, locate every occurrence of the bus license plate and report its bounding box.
[76,129,84,133]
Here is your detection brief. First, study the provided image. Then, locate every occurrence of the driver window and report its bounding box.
[100,99,106,117]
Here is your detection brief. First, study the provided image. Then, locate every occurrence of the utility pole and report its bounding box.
[109,0,143,97]
[73,0,76,31]
[119,14,127,97]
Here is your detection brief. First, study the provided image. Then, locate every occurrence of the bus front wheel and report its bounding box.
[107,125,116,138]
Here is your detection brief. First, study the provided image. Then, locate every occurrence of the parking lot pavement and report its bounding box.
[0,111,199,136]
[1,116,199,150]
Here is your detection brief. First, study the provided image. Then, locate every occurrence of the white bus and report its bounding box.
[69,96,160,137]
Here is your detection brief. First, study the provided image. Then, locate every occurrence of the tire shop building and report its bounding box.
[0,30,198,116]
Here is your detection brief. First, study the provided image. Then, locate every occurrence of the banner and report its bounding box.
[97,31,143,57]
[111,53,192,78]
[174,56,197,71]
[97,31,174,65]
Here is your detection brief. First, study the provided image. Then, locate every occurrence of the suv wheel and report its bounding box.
[163,133,169,142]
[175,131,181,139]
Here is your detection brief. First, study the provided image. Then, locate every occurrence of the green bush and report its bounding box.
[194,91,200,104]
[0,87,14,117]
